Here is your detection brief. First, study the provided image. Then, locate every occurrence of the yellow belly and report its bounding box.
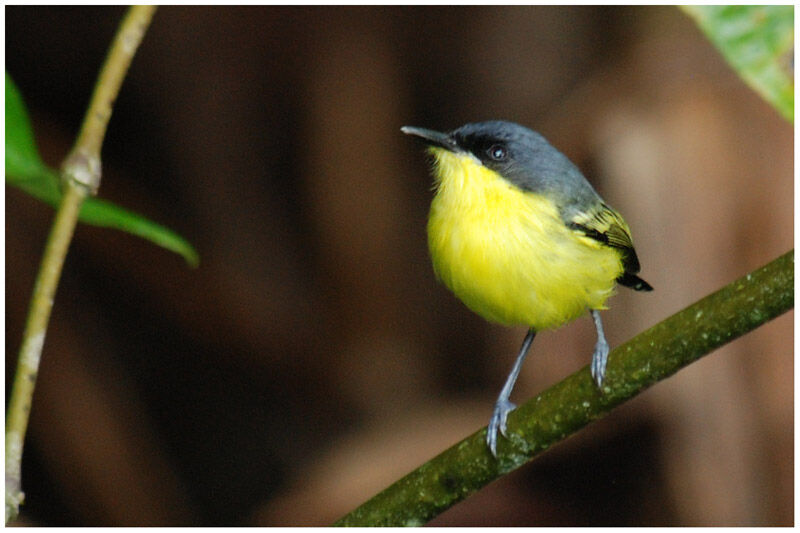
[426,149,623,330]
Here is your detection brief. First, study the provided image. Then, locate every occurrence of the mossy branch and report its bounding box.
[334,250,794,526]
[5,6,157,524]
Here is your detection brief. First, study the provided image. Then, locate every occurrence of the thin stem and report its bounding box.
[5,6,157,524]
[333,250,793,526]
[63,5,157,194]
[5,184,86,521]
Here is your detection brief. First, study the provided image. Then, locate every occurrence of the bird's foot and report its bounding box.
[487,398,516,457]
[590,337,610,388]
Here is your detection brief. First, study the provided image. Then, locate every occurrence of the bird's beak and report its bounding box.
[401,126,459,152]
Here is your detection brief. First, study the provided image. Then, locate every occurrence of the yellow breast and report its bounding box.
[426,148,623,330]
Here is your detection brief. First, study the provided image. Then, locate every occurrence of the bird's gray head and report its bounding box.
[402,120,600,210]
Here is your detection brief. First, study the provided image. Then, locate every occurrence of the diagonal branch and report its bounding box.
[334,250,793,526]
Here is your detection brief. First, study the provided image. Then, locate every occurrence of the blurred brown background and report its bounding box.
[5,5,793,526]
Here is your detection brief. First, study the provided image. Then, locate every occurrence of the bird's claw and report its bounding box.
[487,398,516,457]
[590,337,610,388]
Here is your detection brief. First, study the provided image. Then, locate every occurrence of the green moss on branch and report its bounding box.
[334,250,793,526]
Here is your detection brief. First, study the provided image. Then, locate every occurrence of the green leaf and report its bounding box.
[6,72,50,182]
[682,5,794,122]
[78,198,200,267]
[5,72,200,267]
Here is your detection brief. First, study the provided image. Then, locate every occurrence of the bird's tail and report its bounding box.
[617,272,653,292]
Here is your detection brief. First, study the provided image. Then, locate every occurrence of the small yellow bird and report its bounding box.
[402,120,652,456]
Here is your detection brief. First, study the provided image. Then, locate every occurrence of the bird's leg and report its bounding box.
[590,309,610,387]
[487,328,536,457]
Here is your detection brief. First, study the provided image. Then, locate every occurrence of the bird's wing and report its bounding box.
[566,202,653,291]
[568,203,641,274]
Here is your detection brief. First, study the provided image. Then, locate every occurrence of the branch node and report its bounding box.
[61,147,102,195]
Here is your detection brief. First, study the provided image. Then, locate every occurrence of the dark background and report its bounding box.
[5,6,793,526]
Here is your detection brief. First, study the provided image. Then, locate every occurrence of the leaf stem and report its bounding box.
[5,6,157,524]
[333,250,793,526]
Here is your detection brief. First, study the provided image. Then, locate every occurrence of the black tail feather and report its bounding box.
[617,272,653,292]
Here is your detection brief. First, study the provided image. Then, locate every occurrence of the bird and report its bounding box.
[401,120,652,457]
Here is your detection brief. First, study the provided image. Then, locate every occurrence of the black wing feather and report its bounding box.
[568,203,653,292]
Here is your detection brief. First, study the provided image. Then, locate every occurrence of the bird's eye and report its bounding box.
[488,144,507,161]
